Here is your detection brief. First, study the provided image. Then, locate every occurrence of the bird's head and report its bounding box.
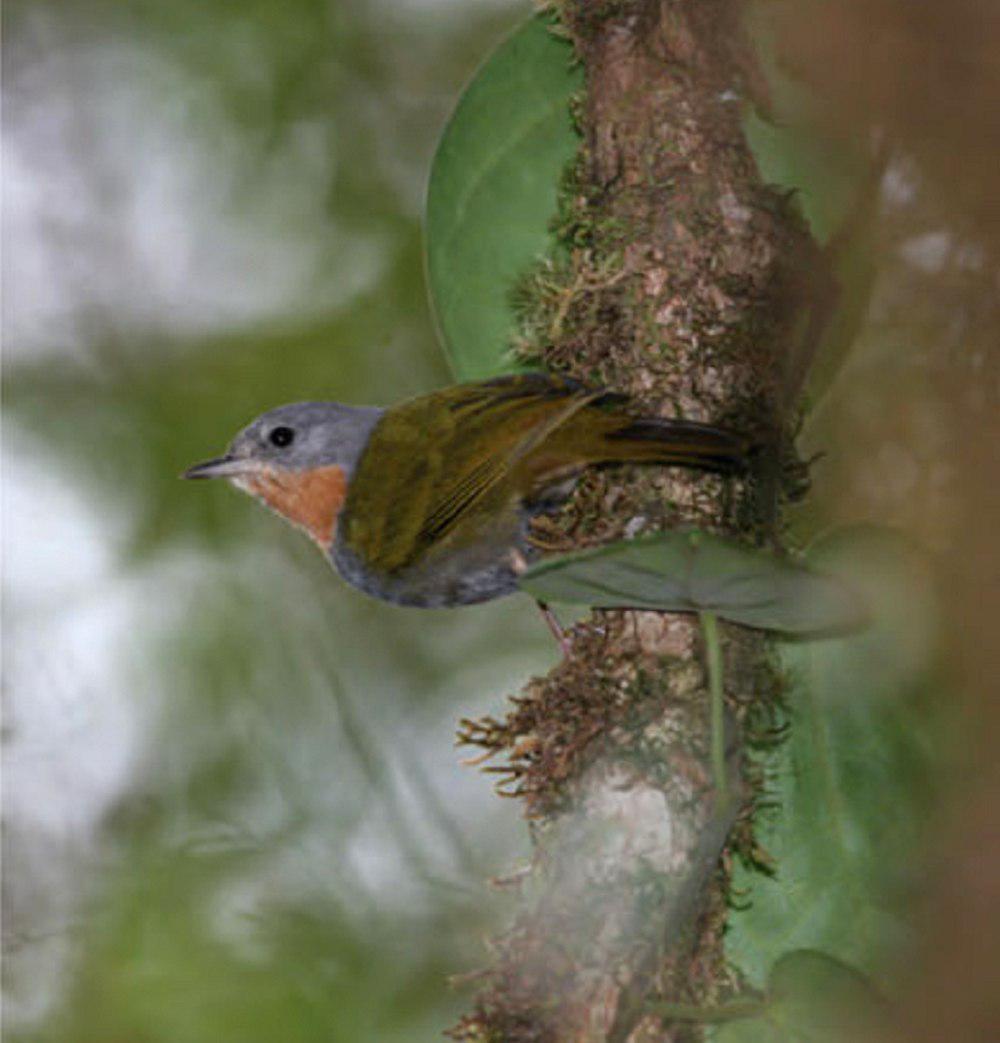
[184,401,382,547]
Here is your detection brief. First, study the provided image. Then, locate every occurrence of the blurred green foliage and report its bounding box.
[722,528,946,1017]
[3,1,559,1040]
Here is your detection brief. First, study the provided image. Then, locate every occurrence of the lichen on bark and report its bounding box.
[452,2,822,1040]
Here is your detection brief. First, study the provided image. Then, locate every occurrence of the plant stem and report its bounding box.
[646,998,765,1023]
[700,610,730,810]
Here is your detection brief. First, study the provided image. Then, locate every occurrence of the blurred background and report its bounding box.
[3,0,557,1039]
[4,0,1000,1040]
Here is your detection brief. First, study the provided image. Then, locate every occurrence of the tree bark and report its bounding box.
[454,2,820,1040]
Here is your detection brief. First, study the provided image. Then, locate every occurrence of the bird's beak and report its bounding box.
[182,455,256,480]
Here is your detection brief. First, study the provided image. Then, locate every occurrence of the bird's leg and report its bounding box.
[536,600,572,657]
[510,547,573,656]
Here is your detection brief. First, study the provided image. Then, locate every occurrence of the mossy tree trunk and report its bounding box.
[455,2,821,1040]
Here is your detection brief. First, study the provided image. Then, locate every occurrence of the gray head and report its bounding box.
[184,401,383,481]
[183,401,383,547]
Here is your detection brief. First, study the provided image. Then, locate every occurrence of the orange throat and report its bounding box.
[236,464,347,548]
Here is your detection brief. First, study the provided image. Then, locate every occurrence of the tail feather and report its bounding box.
[603,417,747,471]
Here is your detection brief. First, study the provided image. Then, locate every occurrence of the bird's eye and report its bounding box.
[268,426,295,448]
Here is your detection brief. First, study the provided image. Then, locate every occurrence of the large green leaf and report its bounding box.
[711,950,889,1043]
[721,526,943,994]
[519,531,865,635]
[425,15,581,380]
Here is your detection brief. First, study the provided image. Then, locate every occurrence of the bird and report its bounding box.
[184,373,746,608]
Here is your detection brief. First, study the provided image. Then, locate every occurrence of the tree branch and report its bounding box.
[454,2,821,1039]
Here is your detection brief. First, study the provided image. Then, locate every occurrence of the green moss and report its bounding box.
[564,0,638,45]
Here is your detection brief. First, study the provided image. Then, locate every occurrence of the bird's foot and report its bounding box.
[536,600,572,658]
[510,550,573,656]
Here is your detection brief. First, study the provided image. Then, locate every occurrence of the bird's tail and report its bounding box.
[600,417,748,472]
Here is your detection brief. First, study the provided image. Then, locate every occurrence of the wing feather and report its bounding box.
[342,375,595,572]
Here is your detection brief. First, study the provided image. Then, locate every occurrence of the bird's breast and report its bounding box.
[237,464,348,548]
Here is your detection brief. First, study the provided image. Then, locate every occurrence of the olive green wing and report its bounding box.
[341,375,599,573]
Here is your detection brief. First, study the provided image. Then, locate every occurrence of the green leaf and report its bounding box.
[743,106,868,253]
[712,950,889,1043]
[723,527,944,993]
[742,1,882,408]
[425,15,582,381]
[742,2,872,248]
[519,531,865,635]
